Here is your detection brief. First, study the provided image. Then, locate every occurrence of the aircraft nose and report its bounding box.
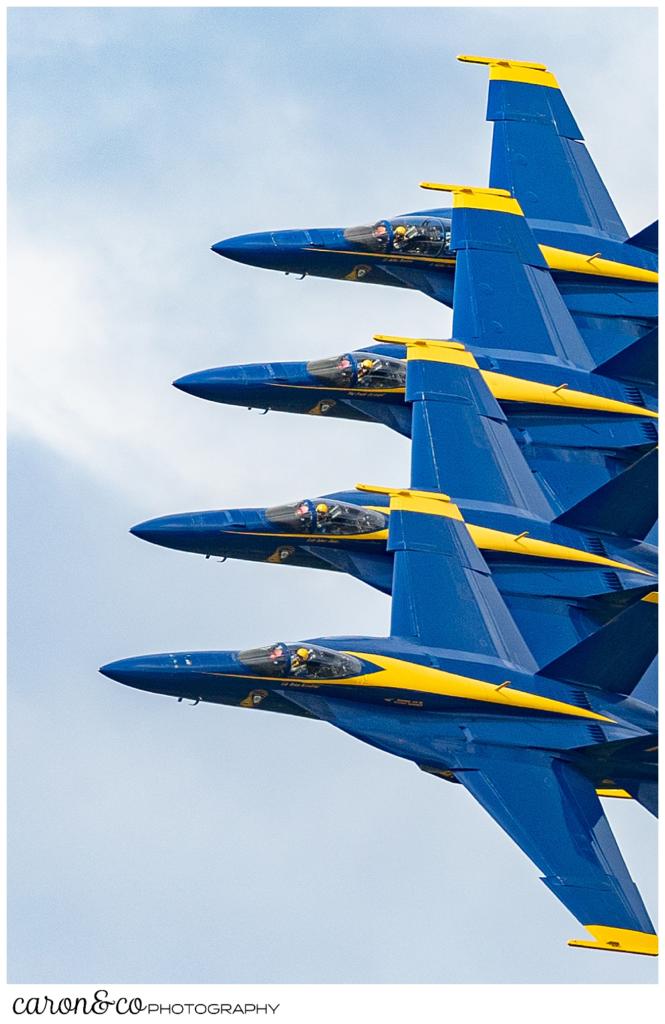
[130,511,243,553]
[212,231,274,264]
[130,513,202,549]
[211,229,309,272]
[173,365,271,404]
[99,654,173,688]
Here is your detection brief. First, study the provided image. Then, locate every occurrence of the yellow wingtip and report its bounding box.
[457,54,558,88]
[457,54,548,71]
[373,334,467,356]
[355,485,460,520]
[569,926,658,957]
[419,182,523,216]
[419,181,512,197]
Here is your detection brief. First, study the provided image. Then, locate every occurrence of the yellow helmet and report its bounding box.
[316,503,329,514]
[394,225,407,235]
[296,647,311,660]
[360,359,374,369]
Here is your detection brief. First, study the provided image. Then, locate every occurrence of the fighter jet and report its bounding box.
[105,185,658,954]
[102,339,658,957]
[212,56,657,356]
[130,451,657,670]
[181,183,658,514]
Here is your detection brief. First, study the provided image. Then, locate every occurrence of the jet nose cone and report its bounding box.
[130,513,201,550]
[211,231,276,265]
[173,369,221,398]
[211,229,310,273]
[100,656,156,687]
[173,364,273,405]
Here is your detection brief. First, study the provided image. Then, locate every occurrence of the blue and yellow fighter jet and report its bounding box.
[102,349,658,958]
[104,191,658,957]
[211,56,657,356]
[179,182,658,514]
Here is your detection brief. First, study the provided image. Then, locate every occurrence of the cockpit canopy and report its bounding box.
[238,643,363,680]
[306,351,406,390]
[265,498,387,535]
[343,216,452,257]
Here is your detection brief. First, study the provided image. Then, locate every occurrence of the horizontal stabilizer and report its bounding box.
[572,734,658,816]
[538,593,658,694]
[554,448,657,540]
[619,780,658,817]
[625,220,658,254]
[593,328,657,388]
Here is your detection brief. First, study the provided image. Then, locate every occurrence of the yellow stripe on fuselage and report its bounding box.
[305,244,657,284]
[271,381,406,395]
[205,652,613,722]
[344,652,613,721]
[274,359,656,418]
[482,370,657,418]
[465,524,652,576]
[224,527,390,543]
[305,246,456,266]
[225,520,651,577]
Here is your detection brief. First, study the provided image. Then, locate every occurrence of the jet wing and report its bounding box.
[360,485,537,670]
[419,181,596,367]
[405,338,553,517]
[458,55,627,239]
[455,753,657,954]
[275,686,657,954]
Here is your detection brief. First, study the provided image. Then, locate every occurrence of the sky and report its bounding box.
[7,6,658,984]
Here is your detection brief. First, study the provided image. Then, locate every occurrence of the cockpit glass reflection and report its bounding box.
[265,499,387,535]
[343,216,452,257]
[306,351,405,390]
[238,643,363,680]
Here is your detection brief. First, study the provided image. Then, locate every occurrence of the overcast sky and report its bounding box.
[8,6,657,984]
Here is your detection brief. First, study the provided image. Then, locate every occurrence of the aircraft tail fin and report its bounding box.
[593,328,657,388]
[554,448,657,540]
[538,592,658,695]
[458,55,627,238]
[625,220,658,253]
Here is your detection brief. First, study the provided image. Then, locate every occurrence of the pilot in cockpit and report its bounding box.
[295,501,312,528]
[372,221,390,249]
[357,357,377,382]
[392,224,408,250]
[315,502,338,531]
[290,647,314,676]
